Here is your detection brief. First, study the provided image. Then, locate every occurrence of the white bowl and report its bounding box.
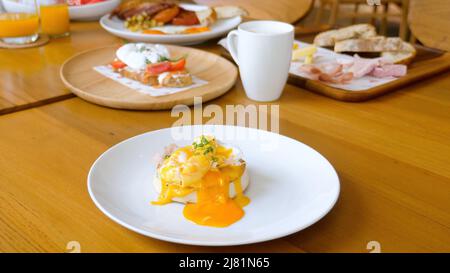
[2,0,120,21]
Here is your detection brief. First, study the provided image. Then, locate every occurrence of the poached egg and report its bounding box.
[152,135,250,228]
[116,43,170,70]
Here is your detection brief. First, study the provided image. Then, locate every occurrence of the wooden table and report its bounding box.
[195,0,313,23]
[0,0,313,115]
[0,22,122,115]
[1,2,450,253]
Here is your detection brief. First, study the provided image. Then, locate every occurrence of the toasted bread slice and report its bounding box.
[194,6,247,26]
[334,37,413,53]
[314,24,377,47]
[195,7,217,26]
[158,71,193,87]
[213,6,248,19]
[381,42,417,64]
[119,68,192,88]
[119,68,158,86]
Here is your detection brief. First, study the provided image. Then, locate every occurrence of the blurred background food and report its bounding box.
[1,0,121,21]
[110,0,247,34]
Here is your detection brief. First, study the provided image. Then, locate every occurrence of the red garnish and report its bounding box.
[111,60,126,69]
[169,58,186,71]
[146,58,187,75]
[147,61,172,75]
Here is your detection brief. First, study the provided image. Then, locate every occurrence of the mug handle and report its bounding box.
[227,30,239,65]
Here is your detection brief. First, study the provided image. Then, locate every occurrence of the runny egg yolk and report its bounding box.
[183,27,210,34]
[152,140,250,228]
[183,170,244,227]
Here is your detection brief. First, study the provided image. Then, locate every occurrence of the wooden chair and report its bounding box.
[311,0,411,40]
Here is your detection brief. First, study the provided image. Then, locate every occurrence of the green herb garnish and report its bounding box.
[203,146,214,155]
[158,54,188,63]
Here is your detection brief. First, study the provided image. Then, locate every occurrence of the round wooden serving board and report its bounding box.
[60,45,238,110]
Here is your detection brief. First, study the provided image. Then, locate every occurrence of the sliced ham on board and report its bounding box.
[370,64,407,78]
[297,55,408,84]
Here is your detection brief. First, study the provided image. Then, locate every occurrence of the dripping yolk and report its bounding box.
[183,170,245,227]
[152,136,250,227]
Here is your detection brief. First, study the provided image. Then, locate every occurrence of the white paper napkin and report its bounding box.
[93,65,208,97]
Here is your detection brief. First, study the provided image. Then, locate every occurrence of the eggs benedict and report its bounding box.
[152,135,250,227]
[110,43,193,88]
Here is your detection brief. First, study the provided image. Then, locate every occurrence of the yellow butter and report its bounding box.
[292,45,317,61]
[304,55,313,64]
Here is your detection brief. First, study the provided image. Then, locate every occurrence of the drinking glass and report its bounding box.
[40,0,70,38]
[0,0,40,44]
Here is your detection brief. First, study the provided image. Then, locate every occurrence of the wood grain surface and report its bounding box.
[0,22,123,115]
[409,0,450,51]
[1,71,450,252]
[1,1,450,253]
[0,34,49,49]
[61,45,237,110]
[0,1,313,115]
[194,0,313,23]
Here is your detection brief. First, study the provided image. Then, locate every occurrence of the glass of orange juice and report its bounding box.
[40,0,70,38]
[0,0,40,44]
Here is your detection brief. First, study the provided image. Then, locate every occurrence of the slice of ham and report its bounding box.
[297,54,407,85]
[319,71,354,84]
[370,64,407,78]
[298,65,321,80]
[299,63,354,84]
[319,62,343,75]
[348,56,384,78]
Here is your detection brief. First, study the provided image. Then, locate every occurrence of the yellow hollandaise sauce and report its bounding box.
[152,136,250,227]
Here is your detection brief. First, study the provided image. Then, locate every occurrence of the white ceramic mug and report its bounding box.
[227,20,294,102]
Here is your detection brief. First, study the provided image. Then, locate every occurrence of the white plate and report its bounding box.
[2,0,120,21]
[69,0,121,21]
[88,125,340,246]
[2,0,35,13]
[99,3,242,45]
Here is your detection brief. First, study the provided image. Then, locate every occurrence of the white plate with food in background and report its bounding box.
[2,0,120,21]
[88,125,340,246]
[100,3,244,45]
[68,0,121,21]
[60,44,238,110]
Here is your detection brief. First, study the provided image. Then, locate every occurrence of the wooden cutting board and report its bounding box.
[60,45,238,110]
[409,0,450,52]
[221,45,450,102]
